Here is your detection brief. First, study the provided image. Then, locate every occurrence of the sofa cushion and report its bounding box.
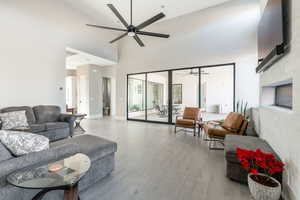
[0,142,13,162]
[45,122,69,131]
[223,112,244,131]
[0,106,36,125]
[183,107,200,120]
[51,135,117,162]
[29,124,46,133]
[176,119,195,127]
[0,111,29,130]
[33,105,61,123]
[204,123,231,138]
[35,128,70,142]
[0,130,49,156]
[225,135,279,164]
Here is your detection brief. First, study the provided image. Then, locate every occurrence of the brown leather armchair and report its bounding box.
[203,112,249,150]
[175,107,202,136]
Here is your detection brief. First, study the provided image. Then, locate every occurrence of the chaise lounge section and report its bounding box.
[0,134,117,200]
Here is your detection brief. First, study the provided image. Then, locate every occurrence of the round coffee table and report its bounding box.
[7,153,91,200]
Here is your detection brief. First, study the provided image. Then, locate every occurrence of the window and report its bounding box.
[275,84,292,109]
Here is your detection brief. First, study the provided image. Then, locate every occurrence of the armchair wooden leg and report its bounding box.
[174,125,177,134]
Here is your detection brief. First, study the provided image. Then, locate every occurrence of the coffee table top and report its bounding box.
[7,153,91,190]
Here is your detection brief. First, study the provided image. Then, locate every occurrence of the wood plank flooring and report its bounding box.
[80,118,251,200]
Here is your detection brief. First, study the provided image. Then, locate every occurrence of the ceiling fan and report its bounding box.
[86,0,170,47]
[185,69,210,76]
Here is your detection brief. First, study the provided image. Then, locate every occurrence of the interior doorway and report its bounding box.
[78,75,89,115]
[103,77,111,116]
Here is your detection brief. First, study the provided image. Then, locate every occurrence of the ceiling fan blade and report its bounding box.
[110,33,128,44]
[136,12,165,30]
[136,31,169,38]
[130,0,133,25]
[133,35,145,47]
[87,24,127,32]
[107,4,129,28]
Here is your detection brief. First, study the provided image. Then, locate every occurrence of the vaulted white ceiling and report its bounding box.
[64,0,231,27]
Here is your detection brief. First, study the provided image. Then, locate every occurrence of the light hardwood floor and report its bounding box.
[80,118,251,200]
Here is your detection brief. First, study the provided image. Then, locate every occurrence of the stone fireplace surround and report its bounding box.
[258,0,300,199]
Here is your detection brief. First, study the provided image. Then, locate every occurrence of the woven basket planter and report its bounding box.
[248,173,281,200]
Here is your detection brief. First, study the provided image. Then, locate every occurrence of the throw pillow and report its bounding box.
[0,142,13,162]
[0,110,29,130]
[0,130,49,156]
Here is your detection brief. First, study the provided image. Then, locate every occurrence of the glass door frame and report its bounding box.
[126,62,236,124]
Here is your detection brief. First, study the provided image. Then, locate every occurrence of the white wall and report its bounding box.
[0,0,117,109]
[115,0,260,118]
[66,76,77,108]
[258,0,300,199]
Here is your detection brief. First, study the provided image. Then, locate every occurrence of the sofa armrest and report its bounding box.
[0,143,81,185]
[59,114,76,137]
[59,113,76,123]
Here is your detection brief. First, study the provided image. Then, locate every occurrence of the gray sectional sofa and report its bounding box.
[0,105,118,199]
[0,105,75,142]
[0,134,117,200]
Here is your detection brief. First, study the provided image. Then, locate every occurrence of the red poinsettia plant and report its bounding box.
[236,148,284,186]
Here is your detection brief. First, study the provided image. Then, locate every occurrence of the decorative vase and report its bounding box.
[248,173,281,200]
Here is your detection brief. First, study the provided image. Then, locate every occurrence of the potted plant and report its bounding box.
[236,148,285,200]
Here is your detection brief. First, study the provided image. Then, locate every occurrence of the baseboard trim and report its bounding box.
[114,116,126,120]
[282,184,297,200]
[87,114,103,119]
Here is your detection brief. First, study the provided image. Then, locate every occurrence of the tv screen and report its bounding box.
[258,0,283,61]
[257,0,289,72]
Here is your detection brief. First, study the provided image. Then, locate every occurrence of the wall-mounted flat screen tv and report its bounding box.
[256,0,290,73]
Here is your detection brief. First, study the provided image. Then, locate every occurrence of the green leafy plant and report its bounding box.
[236,100,249,119]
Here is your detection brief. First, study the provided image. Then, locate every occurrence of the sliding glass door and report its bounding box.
[128,74,146,120]
[147,72,169,122]
[172,68,199,123]
[200,66,234,121]
[127,63,235,124]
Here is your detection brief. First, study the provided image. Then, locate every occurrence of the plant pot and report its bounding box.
[248,173,281,200]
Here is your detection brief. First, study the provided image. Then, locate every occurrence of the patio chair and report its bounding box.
[174,107,202,136]
[154,105,166,118]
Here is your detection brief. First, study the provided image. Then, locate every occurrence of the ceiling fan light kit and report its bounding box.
[87,0,170,47]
